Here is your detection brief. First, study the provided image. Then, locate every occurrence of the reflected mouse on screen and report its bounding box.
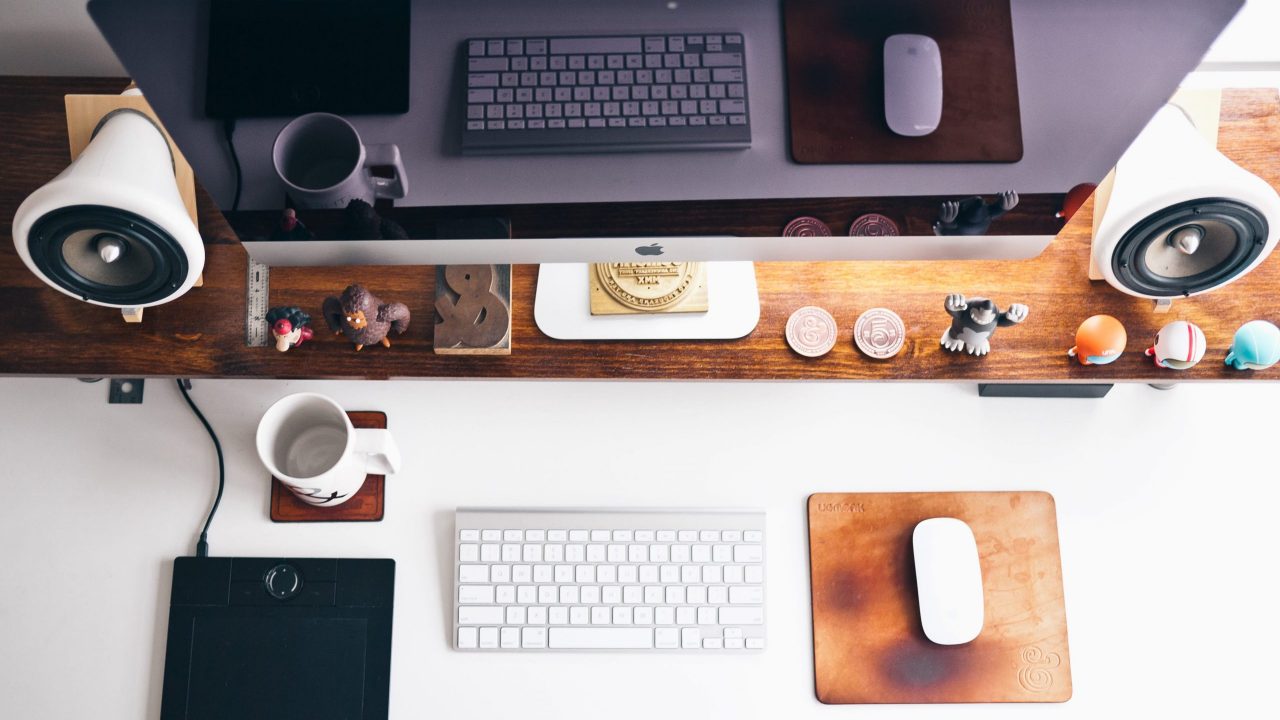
[912,517,984,645]
[884,34,943,137]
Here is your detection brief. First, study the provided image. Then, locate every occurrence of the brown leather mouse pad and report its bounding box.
[808,492,1070,703]
[783,0,1023,164]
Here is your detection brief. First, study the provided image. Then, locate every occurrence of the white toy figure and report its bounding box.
[941,294,1028,356]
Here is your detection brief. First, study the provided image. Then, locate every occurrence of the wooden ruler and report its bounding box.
[245,258,270,347]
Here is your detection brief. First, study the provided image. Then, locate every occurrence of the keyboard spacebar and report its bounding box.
[550,37,642,54]
[548,628,653,649]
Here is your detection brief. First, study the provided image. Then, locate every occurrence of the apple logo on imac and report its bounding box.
[635,243,664,256]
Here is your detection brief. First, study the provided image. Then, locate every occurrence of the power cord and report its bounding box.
[176,379,225,557]
[222,118,243,212]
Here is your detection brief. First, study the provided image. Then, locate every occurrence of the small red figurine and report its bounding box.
[266,306,314,352]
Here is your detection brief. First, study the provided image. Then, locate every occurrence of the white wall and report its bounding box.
[0,0,1276,77]
[0,0,124,75]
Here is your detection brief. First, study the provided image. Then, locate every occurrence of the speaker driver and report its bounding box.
[1110,198,1267,298]
[26,204,189,305]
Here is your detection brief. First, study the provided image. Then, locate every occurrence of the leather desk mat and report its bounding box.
[808,491,1071,703]
[783,0,1023,164]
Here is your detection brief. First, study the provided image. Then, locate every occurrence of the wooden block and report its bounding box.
[589,262,708,315]
[270,411,387,523]
[809,491,1071,704]
[64,91,198,226]
[433,264,512,355]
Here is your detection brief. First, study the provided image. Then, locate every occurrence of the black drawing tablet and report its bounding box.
[161,557,395,720]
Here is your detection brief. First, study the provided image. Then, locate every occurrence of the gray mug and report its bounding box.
[272,112,407,209]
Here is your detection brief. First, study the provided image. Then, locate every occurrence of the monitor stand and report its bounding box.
[534,262,760,340]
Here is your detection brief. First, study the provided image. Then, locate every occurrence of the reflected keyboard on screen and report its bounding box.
[460,33,751,153]
[453,508,765,651]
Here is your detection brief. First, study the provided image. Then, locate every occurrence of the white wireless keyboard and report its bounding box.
[453,508,765,651]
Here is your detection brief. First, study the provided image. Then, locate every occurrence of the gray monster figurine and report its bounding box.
[941,294,1028,356]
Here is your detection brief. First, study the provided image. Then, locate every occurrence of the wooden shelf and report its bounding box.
[3,76,1279,382]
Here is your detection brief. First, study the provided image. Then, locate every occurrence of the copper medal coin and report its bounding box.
[783,216,832,237]
[854,308,906,359]
[848,213,900,236]
[786,306,838,357]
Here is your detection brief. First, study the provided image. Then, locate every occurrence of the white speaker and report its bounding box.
[12,102,204,318]
[1091,100,1280,306]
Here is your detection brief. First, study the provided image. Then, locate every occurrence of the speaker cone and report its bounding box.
[26,205,189,305]
[1110,198,1268,297]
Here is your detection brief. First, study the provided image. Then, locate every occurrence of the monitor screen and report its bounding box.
[205,0,410,118]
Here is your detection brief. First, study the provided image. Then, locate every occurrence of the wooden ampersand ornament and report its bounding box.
[434,265,510,349]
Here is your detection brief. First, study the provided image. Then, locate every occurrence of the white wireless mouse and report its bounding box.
[883,34,943,137]
[912,517,984,645]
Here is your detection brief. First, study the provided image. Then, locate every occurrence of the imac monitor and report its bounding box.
[85,0,1245,336]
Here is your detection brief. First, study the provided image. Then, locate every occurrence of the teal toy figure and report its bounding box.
[1225,320,1280,370]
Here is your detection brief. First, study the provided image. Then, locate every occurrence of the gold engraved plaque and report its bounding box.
[589,262,708,315]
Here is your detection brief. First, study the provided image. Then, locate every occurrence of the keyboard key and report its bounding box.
[746,638,765,649]
[459,544,479,562]
[719,99,745,114]
[469,73,500,88]
[744,531,763,542]
[501,627,519,648]
[656,628,679,648]
[548,530,568,542]
[522,627,547,648]
[459,585,494,604]
[644,36,666,52]
[458,627,478,648]
[723,565,744,584]
[734,545,763,563]
[681,628,701,649]
[725,638,745,649]
[469,40,487,56]
[526,39,548,54]
[745,565,763,583]
[496,585,515,604]
[703,638,723,649]
[506,39,524,55]
[550,628,653,649]
[702,53,742,67]
[459,565,488,583]
[719,607,764,625]
[459,606,503,625]
[470,57,508,72]
[479,627,499,648]
[491,565,511,583]
[487,40,505,56]
[730,586,763,604]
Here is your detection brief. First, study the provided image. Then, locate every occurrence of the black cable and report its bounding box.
[176,379,224,558]
[223,118,242,212]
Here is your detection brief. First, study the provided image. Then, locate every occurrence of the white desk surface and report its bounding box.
[1,378,1277,718]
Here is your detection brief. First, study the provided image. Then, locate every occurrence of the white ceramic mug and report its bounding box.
[256,393,401,506]
[272,112,407,209]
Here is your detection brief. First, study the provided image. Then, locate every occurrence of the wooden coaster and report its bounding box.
[270,411,387,523]
[808,491,1071,704]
